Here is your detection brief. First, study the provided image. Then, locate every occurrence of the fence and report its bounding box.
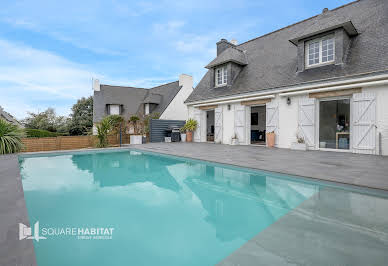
[149,119,185,142]
[21,134,131,153]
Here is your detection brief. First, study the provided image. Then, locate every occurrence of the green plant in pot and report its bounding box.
[129,115,143,144]
[183,118,197,142]
[0,119,25,154]
[180,126,187,142]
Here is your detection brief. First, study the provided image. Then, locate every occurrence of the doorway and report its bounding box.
[319,98,350,150]
[250,106,266,145]
[206,110,215,142]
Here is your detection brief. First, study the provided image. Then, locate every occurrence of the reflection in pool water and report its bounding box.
[19,150,388,266]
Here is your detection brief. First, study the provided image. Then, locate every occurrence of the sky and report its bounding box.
[0,0,353,119]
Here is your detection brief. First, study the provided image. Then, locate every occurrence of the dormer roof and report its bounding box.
[289,20,358,45]
[143,93,162,104]
[205,47,248,69]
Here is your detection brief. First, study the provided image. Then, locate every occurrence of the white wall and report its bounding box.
[187,84,388,155]
[160,74,193,120]
[278,95,300,148]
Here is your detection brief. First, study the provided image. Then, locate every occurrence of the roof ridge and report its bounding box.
[237,0,360,47]
[100,84,146,90]
[150,80,179,89]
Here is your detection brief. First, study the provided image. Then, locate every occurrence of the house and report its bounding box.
[185,0,388,155]
[93,74,193,133]
[0,106,24,128]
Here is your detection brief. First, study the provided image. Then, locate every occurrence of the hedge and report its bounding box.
[25,129,66,138]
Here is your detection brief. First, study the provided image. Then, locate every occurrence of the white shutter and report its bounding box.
[234,105,246,144]
[214,107,223,143]
[352,93,376,154]
[266,101,279,145]
[298,97,316,148]
[194,109,202,142]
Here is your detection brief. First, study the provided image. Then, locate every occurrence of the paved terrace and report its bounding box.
[135,142,388,191]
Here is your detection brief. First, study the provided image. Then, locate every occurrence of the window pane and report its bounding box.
[223,67,227,84]
[319,99,350,150]
[308,41,320,65]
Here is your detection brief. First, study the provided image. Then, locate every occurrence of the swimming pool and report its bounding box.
[19,149,388,266]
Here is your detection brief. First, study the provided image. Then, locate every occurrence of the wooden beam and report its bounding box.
[309,88,361,99]
[241,98,271,106]
[198,105,218,110]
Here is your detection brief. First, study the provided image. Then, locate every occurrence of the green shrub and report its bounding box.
[183,118,198,132]
[96,115,124,148]
[25,129,64,138]
[0,119,25,154]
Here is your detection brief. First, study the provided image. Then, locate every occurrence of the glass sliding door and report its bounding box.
[319,99,350,150]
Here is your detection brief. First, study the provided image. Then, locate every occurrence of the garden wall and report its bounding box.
[21,134,131,152]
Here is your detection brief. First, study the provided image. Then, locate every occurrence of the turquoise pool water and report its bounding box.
[19,150,320,266]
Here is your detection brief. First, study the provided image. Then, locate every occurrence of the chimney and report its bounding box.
[230,39,238,45]
[216,39,236,56]
[93,78,100,91]
[179,74,193,89]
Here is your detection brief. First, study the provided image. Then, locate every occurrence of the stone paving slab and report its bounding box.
[134,143,388,191]
[0,154,37,266]
[218,187,388,266]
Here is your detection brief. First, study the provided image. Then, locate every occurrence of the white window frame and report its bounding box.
[315,96,352,153]
[109,104,120,115]
[305,35,335,68]
[215,66,227,87]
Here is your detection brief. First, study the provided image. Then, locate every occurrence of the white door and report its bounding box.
[234,105,246,144]
[266,101,279,145]
[214,107,223,143]
[298,97,316,148]
[194,109,202,142]
[352,92,376,154]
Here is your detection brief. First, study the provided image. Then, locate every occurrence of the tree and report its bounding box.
[23,108,69,133]
[0,119,25,154]
[68,96,93,136]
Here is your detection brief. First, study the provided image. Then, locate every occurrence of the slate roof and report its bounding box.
[186,0,388,103]
[0,106,23,128]
[206,46,248,69]
[143,93,162,104]
[93,81,181,122]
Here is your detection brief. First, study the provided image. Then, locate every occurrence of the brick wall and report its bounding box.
[21,134,131,152]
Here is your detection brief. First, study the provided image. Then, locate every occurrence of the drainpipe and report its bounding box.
[120,124,122,147]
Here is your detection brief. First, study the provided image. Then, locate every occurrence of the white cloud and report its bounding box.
[0,39,96,98]
[0,39,98,118]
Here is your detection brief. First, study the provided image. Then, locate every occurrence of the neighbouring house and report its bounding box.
[185,0,388,155]
[93,74,193,134]
[0,106,24,128]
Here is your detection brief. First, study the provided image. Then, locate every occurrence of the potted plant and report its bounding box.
[129,115,142,144]
[266,131,275,148]
[180,126,187,142]
[291,134,308,151]
[231,134,238,145]
[183,118,197,142]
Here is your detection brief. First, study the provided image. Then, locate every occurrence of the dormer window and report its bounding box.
[306,35,335,67]
[215,66,227,87]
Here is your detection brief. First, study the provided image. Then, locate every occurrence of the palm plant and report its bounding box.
[96,115,125,148]
[0,119,25,154]
[96,118,111,148]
